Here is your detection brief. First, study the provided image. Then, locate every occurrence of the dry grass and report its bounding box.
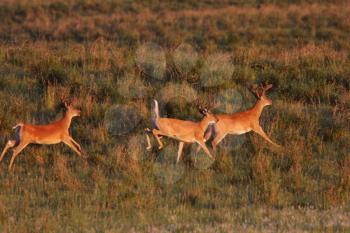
[0,0,349,232]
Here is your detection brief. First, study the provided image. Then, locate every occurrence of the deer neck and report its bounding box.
[60,113,73,129]
[199,117,212,133]
[251,100,265,118]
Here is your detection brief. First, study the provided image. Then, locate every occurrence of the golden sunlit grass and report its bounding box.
[0,0,349,232]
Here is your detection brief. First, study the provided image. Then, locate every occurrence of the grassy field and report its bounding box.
[0,0,349,232]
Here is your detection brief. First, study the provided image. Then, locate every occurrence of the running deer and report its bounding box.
[204,83,281,149]
[145,99,218,163]
[0,101,84,170]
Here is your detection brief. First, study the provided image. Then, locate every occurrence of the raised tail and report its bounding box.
[12,123,23,147]
[151,100,160,130]
[153,100,160,120]
[12,123,23,130]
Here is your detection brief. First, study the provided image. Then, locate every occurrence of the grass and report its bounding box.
[0,0,349,232]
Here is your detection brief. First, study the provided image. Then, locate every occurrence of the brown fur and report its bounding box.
[0,103,83,170]
[146,100,218,163]
[205,84,281,149]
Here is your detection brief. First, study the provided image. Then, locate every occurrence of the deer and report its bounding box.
[145,99,218,163]
[201,83,281,150]
[0,100,84,170]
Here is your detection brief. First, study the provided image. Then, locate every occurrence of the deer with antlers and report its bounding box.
[0,100,84,170]
[203,83,281,149]
[145,99,218,163]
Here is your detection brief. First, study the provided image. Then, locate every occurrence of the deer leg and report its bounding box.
[195,126,218,153]
[195,145,202,153]
[253,126,281,148]
[145,128,164,151]
[196,141,214,159]
[195,131,225,153]
[211,132,227,149]
[152,129,164,150]
[69,136,87,158]
[144,128,153,151]
[145,134,152,151]
[69,137,82,152]
[204,125,214,142]
[62,137,82,157]
[176,142,185,164]
[0,140,16,162]
[8,142,29,170]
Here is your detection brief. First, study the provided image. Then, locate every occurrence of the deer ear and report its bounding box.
[198,108,204,115]
[203,108,210,116]
[197,106,206,116]
[64,102,69,108]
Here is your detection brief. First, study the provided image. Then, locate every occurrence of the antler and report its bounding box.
[247,84,262,99]
[207,94,220,110]
[60,95,72,108]
[196,94,220,116]
[70,97,79,106]
[247,83,273,99]
[195,98,209,116]
[261,83,273,95]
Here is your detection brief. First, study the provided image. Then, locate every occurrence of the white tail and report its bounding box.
[153,99,159,120]
[145,99,218,163]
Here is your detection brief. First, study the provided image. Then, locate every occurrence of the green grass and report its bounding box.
[0,0,349,232]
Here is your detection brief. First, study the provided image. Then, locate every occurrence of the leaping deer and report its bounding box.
[203,83,281,149]
[145,99,218,163]
[0,101,84,170]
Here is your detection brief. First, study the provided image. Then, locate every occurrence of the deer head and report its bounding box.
[248,83,273,106]
[61,98,81,118]
[196,96,219,124]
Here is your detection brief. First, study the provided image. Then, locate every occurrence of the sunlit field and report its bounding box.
[0,0,349,232]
